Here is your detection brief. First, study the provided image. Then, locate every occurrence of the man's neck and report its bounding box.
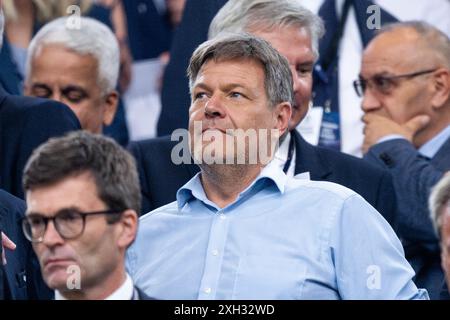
[200,164,264,209]
[414,113,450,148]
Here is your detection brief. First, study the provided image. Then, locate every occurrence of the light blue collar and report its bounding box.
[419,125,450,159]
[176,160,288,210]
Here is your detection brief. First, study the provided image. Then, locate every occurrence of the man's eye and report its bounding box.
[32,87,52,98]
[63,91,87,103]
[29,217,44,227]
[296,67,312,77]
[58,211,81,222]
[194,92,207,100]
[374,77,393,91]
[230,92,245,99]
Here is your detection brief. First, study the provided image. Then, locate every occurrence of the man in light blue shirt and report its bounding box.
[127,33,427,299]
[358,21,450,299]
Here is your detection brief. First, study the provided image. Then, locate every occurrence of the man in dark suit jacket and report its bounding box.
[359,22,450,299]
[0,86,80,199]
[131,0,397,231]
[0,189,52,299]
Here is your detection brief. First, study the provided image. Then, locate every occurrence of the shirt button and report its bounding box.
[204,287,212,294]
[219,214,226,220]
[212,249,219,256]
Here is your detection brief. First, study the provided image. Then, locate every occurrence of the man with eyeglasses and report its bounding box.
[21,131,151,300]
[357,21,450,299]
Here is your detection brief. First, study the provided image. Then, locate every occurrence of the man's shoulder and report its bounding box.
[0,189,25,217]
[316,145,387,174]
[1,94,80,128]
[293,131,388,179]
[286,177,359,203]
[128,135,179,155]
[140,200,180,220]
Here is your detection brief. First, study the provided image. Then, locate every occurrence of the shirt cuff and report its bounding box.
[376,134,407,145]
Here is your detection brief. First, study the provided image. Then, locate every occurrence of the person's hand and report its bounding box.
[362,114,430,154]
[1,232,16,265]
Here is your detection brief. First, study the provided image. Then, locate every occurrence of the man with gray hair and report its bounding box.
[359,21,450,299]
[130,0,397,240]
[127,33,427,300]
[430,174,450,296]
[24,16,119,134]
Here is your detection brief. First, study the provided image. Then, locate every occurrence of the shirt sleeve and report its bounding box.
[329,193,429,299]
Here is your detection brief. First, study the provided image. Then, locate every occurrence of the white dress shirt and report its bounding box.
[272,133,296,177]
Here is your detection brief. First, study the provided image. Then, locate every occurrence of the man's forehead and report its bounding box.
[362,28,426,71]
[196,58,264,80]
[251,25,314,63]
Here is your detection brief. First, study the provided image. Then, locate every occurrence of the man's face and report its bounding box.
[26,172,123,294]
[188,59,290,165]
[360,30,434,125]
[442,210,450,292]
[25,45,117,134]
[251,26,315,130]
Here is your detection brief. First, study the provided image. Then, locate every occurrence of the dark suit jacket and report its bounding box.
[0,86,81,199]
[364,137,450,299]
[0,189,52,300]
[129,131,397,231]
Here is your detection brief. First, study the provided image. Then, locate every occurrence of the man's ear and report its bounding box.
[430,68,450,110]
[274,102,292,137]
[102,90,119,126]
[117,209,138,249]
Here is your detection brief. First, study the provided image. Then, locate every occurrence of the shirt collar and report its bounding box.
[176,160,288,210]
[419,125,450,159]
[55,273,134,300]
[274,133,291,163]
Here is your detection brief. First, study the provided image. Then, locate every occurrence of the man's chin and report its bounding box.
[44,270,73,290]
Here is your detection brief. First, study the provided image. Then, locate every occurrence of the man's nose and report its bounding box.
[204,94,226,119]
[50,91,62,102]
[41,220,64,247]
[361,87,382,113]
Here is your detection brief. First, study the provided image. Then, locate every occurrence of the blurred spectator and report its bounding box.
[430,174,450,297]
[25,17,119,135]
[0,0,130,145]
[121,0,174,141]
[360,21,450,299]
[165,0,185,27]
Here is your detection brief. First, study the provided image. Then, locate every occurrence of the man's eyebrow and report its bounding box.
[221,83,248,91]
[31,83,52,90]
[192,82,212,92]
[26,206,83,216]
[61,85,88,92]
[297,61,314,67]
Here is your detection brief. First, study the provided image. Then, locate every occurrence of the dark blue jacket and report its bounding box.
[0,189,52,299]
[0,86,81,199]
[365,137,450,299]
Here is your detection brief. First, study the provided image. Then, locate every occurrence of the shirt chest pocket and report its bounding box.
[231,255,307,299]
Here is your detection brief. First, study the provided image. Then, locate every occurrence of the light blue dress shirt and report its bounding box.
[126,161,428,300]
